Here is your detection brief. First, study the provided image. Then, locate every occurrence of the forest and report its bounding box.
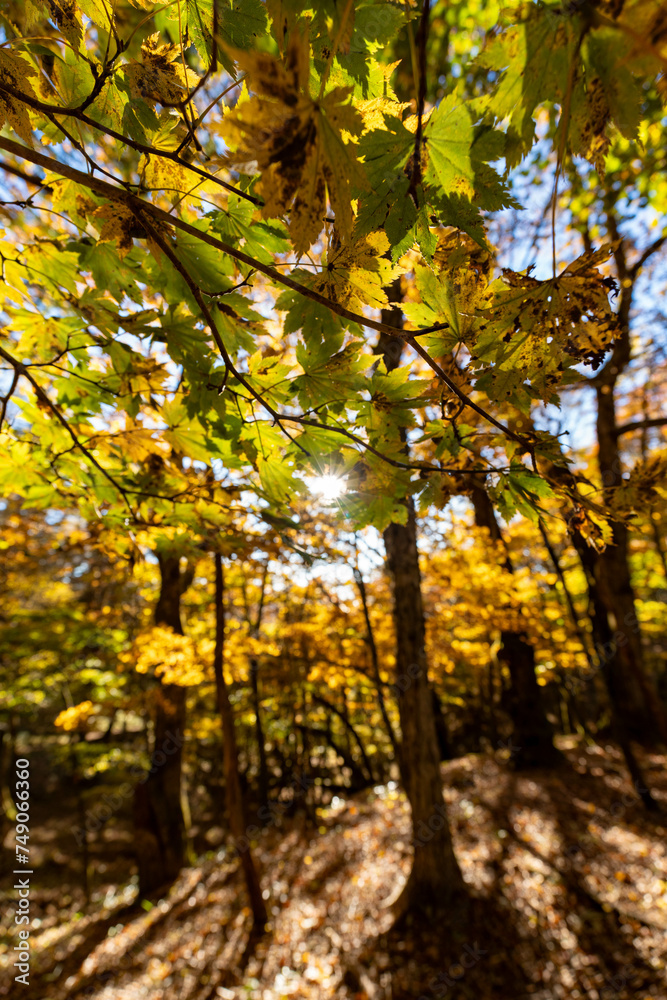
[0,0,666,997]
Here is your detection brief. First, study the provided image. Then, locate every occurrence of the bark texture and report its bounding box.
[385,505,465,909]
[376,296,465,914]
[133,553,189,896]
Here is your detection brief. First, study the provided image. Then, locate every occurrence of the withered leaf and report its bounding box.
[221,29,366,254]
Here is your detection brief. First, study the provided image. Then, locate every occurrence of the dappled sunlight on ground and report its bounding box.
[1,744,666,999]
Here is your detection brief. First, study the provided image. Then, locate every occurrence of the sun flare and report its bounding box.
[307,474,347,500]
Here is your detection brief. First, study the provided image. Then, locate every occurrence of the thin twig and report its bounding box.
[408,0,431,203]
[0,136,449,340]
[0,369,19,432]
[0,343,135,514]
[0,80,261,205]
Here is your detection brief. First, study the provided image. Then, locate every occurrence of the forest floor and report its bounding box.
[1,740,667,1000]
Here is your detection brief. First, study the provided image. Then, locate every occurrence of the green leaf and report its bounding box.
[402,265,460,344]
[256,454,304,503]
[355,117,414,240]
[425,94,475,198]
[479,5,581,163]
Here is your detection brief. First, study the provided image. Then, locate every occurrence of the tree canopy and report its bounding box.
[0,0,663,532]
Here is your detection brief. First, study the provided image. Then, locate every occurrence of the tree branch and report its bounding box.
[0,139,529,454]
[406,336,533,449]
[0,80,261,205]
[630,235,667,277]
[140,209,493,476]
[0,136,449,340]
[0,159,52,191]
[408,0,430,202]
[614,416,667,438]
[0,368,19,432]
[0,343,135,513]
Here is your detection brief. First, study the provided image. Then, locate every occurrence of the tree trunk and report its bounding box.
[249,656,269,814]
[594,385,667,744]
[497,632,562,767]
[384,507,465,911]
[431,688,453,761]
[313,692,375,783]
[470,486,562,768]
[214,553,267,929]
[569,526,658,807]
[570,446,667,756]
[248,562,269,814]
[535,448,659,806]
[588,225,667,747]
[353,566,399,756]
[133,553,189,896]
[376,293,465,915]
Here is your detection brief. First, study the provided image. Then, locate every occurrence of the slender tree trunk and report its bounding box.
[538,520,598,674]
[595,386,666,742]
[248,562,269,814]
[214,554,267,929]
[588,224,667,746]
[353,566,399,756]
[470,486,562,768]
[570,528,658,807]
[133,553,189,896]
[249,657,269,813]
[498,633,562,766]
[375,292,464,915]
[313,692,375,783]
[384,506,465,911]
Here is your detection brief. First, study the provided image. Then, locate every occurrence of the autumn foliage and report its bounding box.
[0,0,667,997]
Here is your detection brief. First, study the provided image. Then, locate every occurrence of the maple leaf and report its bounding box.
[431,231,494,342]
[0,51,38,145]
[474,247,619,403]
[313,230,400,312]
[93,203,139,259]
[354,115,414,244]
[479,4,580,162]
[424,94,476,200]
[155,0,269,70]
[31,0,83,45]
[356,95,409,131]
[295,339,368,410]
[611,451,667,515]
[568,504,613,552]
[480,4,644,171]
[221,29,366,253]
[128,33,199,106]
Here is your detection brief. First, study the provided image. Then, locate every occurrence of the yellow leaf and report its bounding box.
[357,95,409,131]
[313,230,400,312]
[0,51,37,146]
[127,33,198,105]
[221,29,365,253]
[93,203,137,258]
[55,701,95,731]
